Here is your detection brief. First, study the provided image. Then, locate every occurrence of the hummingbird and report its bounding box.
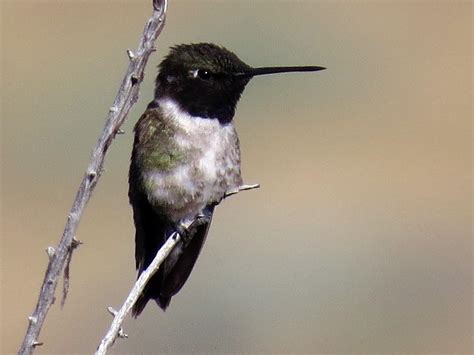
[129,43,325,316]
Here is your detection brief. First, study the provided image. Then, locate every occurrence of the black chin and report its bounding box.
[185,104,235,125]
[155,72,248,124]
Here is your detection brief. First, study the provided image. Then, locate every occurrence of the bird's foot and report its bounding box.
[176,210,212,246]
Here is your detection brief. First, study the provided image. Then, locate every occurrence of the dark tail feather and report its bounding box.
[132,220,212,316]
[130,193,214,316]
[132,225,175,316]
[159,218,213,302]
[132,268,167,316]
[156,295,171,310]
[133,270,174,315]
[130,191,170,317]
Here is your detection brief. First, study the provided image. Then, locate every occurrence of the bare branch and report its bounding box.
[18,1,168,354]
[95,231,181,355]
[222,183,260,199]
[95,183,259,354]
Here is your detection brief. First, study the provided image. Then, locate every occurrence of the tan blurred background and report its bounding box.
[1,0,471,354]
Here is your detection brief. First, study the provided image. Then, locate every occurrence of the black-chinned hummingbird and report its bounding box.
[129,43,325,316]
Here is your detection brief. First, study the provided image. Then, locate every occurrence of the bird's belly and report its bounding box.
[143,120,242,222]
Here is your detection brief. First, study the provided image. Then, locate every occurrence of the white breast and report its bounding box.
[144,98,242,221]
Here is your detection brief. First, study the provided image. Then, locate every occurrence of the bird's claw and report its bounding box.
[177,211,212,246]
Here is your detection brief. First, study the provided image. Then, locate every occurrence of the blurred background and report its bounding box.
[1,1,471,354]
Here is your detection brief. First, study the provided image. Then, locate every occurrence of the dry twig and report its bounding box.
[18,1,168,354]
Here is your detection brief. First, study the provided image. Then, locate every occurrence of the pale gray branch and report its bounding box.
[18,1,168,354]
[95,231,181,355]
[223,183,260,199]
[95,183,259,354]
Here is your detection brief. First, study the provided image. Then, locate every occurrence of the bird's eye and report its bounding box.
[197,69,212,80]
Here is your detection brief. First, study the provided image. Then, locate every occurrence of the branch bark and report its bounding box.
[95,184,259,354]
[18,1,168,354]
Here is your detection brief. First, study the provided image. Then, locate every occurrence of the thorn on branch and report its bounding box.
[116,129,125,135]
[109,106,118,113]
[223,183,260,199]
[118,328,129,339]
[61,237,82,308]
[107,307,128,339]
[126,49,136,61]
[46,246,56,260]
[87,170,97,182]
[130,74,139,85]
[28,316,37,325]
[71,237,83,249]
[32,341,44,347]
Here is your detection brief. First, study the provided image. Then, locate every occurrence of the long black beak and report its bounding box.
[234,65,326,78]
